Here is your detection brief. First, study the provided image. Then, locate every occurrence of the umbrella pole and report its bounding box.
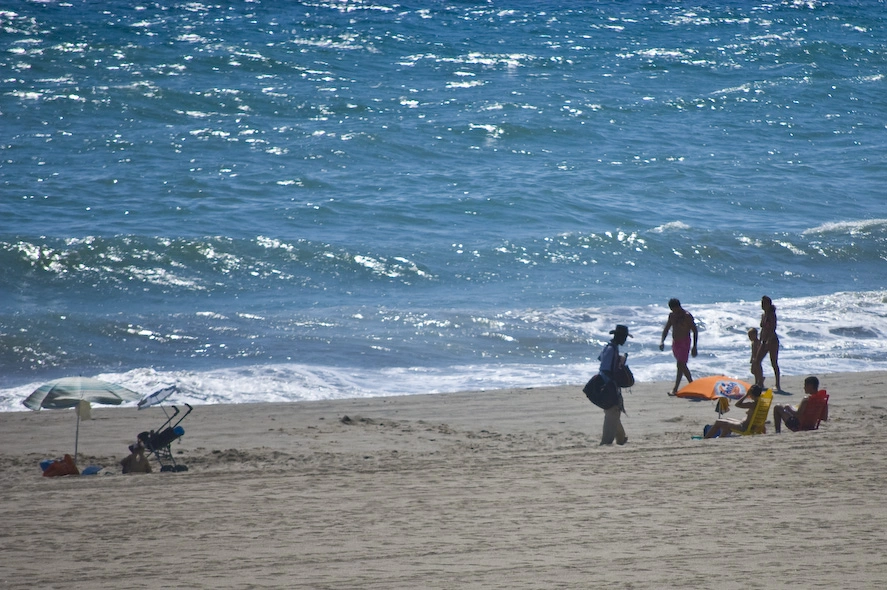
[74,411,81,464]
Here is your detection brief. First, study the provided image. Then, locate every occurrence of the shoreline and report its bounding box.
[2,371,886,588]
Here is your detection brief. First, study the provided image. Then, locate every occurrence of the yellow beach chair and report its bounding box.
[739,388,773,435]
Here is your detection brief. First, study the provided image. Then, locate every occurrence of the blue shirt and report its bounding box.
[598,342,618,382]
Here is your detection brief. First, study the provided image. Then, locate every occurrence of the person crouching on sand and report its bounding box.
[121,441,152,474]
[660,298,698,396]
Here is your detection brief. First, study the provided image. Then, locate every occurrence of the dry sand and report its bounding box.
[2,371,886,589]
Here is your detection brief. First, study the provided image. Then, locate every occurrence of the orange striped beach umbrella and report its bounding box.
[675,375,751,401]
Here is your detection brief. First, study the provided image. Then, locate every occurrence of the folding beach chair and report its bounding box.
[739,388,773,435]
[137,403,192,472]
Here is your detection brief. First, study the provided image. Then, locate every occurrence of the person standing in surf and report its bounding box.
[659,298,698,396]
[755,295,781,392]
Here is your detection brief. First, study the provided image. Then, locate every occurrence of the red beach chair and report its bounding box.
[794,390,829,431]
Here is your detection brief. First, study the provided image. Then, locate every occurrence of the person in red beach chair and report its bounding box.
[773,376,829,433]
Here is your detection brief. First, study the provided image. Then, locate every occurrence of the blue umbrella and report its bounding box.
[138,385,177,410]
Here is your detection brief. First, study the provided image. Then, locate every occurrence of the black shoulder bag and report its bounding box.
[583,343,621,410]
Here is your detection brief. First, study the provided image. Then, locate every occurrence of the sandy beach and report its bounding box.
[2,371,886,589]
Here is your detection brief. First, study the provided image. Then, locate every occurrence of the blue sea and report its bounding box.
[2,1,886,411]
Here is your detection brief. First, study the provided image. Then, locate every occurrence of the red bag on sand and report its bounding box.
[42,454,79,477]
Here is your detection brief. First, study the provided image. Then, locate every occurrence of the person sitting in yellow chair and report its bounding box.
[704,385,764,438]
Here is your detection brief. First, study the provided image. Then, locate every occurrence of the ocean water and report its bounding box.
[2,1,886,411]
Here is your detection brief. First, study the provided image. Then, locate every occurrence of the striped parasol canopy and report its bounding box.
[23,376,141,410]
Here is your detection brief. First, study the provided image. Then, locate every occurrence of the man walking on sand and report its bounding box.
[660,298,698,396]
